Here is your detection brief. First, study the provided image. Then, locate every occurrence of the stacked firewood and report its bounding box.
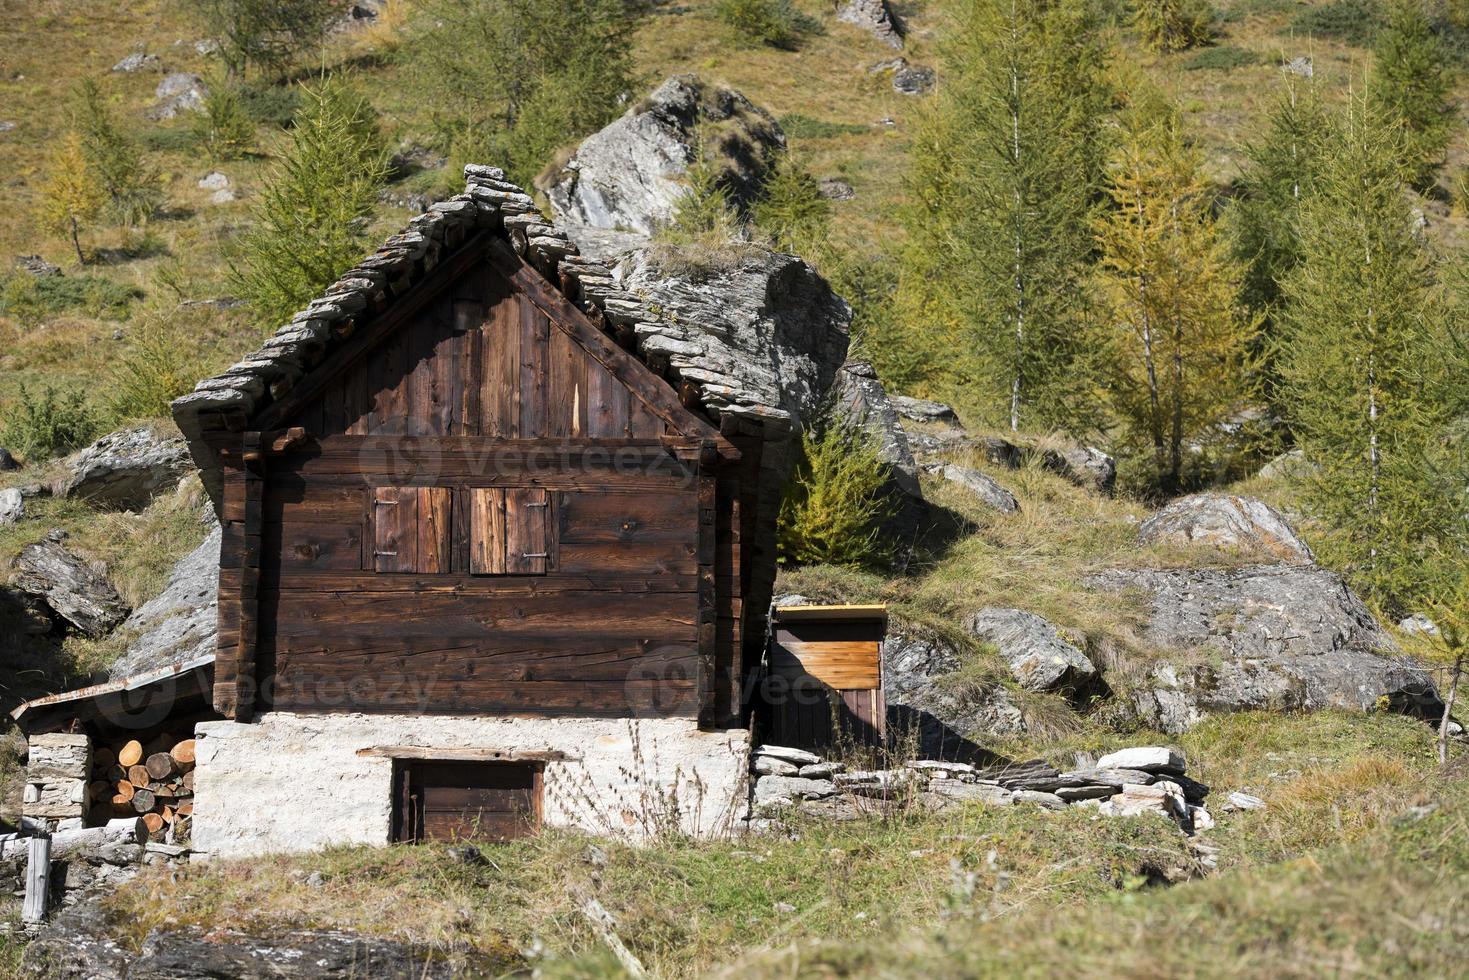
[87,732,195,838]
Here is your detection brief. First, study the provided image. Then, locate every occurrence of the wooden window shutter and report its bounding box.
[374,487,450,573]
[470,488,550,575]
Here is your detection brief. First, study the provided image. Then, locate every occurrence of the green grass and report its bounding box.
[88,712,1457,978]
[738,762,1469,979]
[1184,44,1263,70]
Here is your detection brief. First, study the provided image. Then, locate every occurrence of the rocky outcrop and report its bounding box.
[837,0,903,47]
[148,73,206,120]
[544,75,785,234]
[870,58,936,95]
[10,530,129,637]
[1088,564,1440,732]
[1041,445,1116,495]
[22,906,474,979]
[107,522,220,679]
[963,607,1096,692]
[112,50,163,73]
[890,394,958,424]
[930,464,1018,514]
[883,631,1025,759]
[55,427,193,511]
[1139,493,1314,563]
[831,361,920,500]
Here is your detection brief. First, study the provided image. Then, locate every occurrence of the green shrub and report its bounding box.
[237,82,301,127]
[777,423,896,570]
[185,0,340,78]
[408,0,639,190]
[1292,0,1381,45]
[192,81,257,161]
[231,73,389,327]
[1452,166,1469,214]
[712,0,815,49]
[1183,44,1261,69]
[751,153,831,256]
[107,316,198,420]
[778,113,868,139]
[1133,0,1217,51]
[0,384,102,461]
[76,80,161,227]
[0,273,142,327]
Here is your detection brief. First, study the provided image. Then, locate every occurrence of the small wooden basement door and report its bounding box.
[767,604,888,750]
[392,760,543,843]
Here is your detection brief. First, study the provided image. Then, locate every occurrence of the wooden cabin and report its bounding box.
[155,166,849,856]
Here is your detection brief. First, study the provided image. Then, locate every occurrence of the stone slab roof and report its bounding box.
[172,166,849,510]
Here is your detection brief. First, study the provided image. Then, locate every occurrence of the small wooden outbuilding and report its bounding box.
[765,604,888,750]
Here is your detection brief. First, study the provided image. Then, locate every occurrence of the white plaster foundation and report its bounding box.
[191,712,751,859]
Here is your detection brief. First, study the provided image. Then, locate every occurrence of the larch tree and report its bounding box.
[232,74,389,327]
[75,80,160,227]
[1370,0,1455,190]
[1095,90,1256,493]
[1280,93,1462,613]
[898,0,1111,433]
[1228,72,1331,416]
[39,132,105,265]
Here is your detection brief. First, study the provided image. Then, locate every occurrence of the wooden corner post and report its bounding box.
[215,431,265,720]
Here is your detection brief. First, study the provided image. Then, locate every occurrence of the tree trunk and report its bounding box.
[69,216,84,266]
[1440,654,1462,766]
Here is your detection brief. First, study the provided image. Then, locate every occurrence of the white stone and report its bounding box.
[753,776,836,805]
[210,189,237,204]
[928,781,1012,806]
[1189,805,1214,832]
[1227,791,1266,811]
[753,756,798,776]
[1095,747,1185,774]
[753,745,822,766]
[198,171,230,190]
[192,713,750,858]
[0,487,22,525]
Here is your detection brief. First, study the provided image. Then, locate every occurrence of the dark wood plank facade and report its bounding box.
[212,239,752,727]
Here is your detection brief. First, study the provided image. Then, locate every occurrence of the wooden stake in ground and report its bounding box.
[22,837,50,924]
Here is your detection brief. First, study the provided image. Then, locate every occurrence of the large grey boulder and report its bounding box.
[0,487,22,525]
[544,75,785,234]
[838,0,903,47]
[884,631,1025,759]
[1139,493,1314,563]
[1088,564,1439,732]
[148,72,207,120]
[932,464,1018,514]
[10,531,129,637]
[56,427,193,510]
[963,608,1095,692]
[890,394,958,424]
[1041,445,1116,495]
[831,361,920,500]
[107,522,220,680]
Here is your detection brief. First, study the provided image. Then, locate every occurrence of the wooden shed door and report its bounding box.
[393,761,542,843]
